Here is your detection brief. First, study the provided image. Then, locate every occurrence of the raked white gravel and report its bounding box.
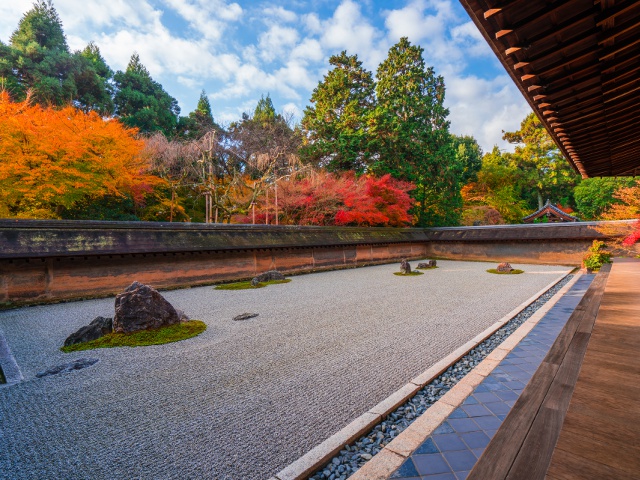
[0,260,569,480]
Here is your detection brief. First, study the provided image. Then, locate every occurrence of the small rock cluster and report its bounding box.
[310,274,573,480]
[417,260,437,269]
[250,270,286,287]
[497,262,514,273]
[64,281,188,347]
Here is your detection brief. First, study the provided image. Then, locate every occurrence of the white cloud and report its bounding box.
[282,102,302,121]
[263,7,298,23]
[162,0,243,42]
[446,75,530,153]
[258,25,300,62]
[319,0,383,68]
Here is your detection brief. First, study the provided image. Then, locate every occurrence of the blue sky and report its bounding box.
[0,0,531,152]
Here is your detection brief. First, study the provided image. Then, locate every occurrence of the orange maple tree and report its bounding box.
[0,91,158,218]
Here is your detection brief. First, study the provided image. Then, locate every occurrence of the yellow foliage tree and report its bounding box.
[0,90,158,218]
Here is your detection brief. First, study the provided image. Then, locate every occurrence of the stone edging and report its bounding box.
[271,268,577,480]
[0,327,24,386]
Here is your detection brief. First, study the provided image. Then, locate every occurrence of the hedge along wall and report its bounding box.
[0,220,620,306]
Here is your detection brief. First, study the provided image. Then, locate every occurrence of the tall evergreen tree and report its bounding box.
[73,42,114,114]
[301,51,375,173]
[8,0,76,105]
[113,53,180,136]
[374,37,459,226]
[178,90,216,139]
[0,41,20,96]
[254,94,276,125]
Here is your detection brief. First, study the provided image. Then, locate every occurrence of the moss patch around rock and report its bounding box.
[486,269,525,275]
[415,266,438,270]
[61,320,206,353]
[214,279,291,290]
[393,271,424,276]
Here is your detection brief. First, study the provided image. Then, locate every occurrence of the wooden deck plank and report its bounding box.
[547,259,640,479]
[546,448,639,480]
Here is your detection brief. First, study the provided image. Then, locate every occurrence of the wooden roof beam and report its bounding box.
[596,2,640,27]
[600,35,640,61]
[598,19,640,45]
[519,8,595,51]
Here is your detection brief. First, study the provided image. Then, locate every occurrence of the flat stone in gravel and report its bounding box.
[0,260,568,480]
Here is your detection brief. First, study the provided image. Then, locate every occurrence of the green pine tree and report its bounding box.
[300,51,375,173]
[113,52,180,136]
[177,90,217,139]
[254,94,276,126]
[8,0,76,104]
[73,41,114,114]
[374,37,459,226]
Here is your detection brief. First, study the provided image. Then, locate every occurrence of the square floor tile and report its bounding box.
[422,474,456,480]
[473,415,502,430]
[471,448,485,459]
[448,418,481,433]
[472,391,501,403]
[415,438,439,454]
[461,404,491,417]
[389,458,421,479]
[486,402,511,415]
[433,422,455,435]
[460,431,491,449]
[462,396,478,405]
[412,453,452,475]
[494,390,518,401]
[455,471,470,480]
[485,429,498,438]
[502,380,526,390]
[443,449,476,472]
[449,408,468,419]
[432,434,467,452]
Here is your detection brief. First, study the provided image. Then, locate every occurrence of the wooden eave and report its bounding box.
[459,0,640,178]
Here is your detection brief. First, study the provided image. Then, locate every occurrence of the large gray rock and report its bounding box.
[113,281,180,333]
[400,259,411,274]
[253,270,286,283]
[64,317,113,347]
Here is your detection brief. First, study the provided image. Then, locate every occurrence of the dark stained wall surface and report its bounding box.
[0,220,629,306]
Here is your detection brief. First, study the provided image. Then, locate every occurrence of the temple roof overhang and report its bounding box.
[459,0,640,178]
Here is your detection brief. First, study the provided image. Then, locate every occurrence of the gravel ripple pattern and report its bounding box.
[0,261,569,480]
[310,274,574,480]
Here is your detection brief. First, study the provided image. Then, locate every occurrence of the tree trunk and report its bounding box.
[170,190,175,222]
[537,191,543,210]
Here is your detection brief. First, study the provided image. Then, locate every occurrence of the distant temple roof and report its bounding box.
[523,200,580,223]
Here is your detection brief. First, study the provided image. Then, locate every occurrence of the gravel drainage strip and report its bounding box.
[273,270,577,480]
